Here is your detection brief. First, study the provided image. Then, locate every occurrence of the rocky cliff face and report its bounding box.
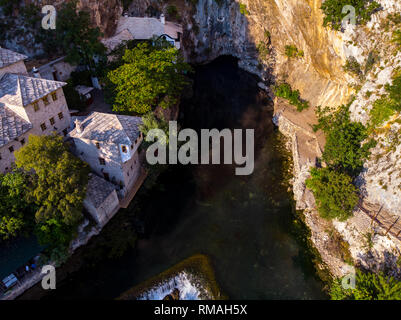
[183,0,353,107]
[179,0,401,278]
[0,0,122,56]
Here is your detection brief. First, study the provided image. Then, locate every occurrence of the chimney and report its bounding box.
[75,119,83,134]
[32,66,40,78]
[160,13,165,25]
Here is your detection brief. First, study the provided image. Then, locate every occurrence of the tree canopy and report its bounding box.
[14,134,90,228]
[314,105,375,176]
[0,171,35,241]
[306,167,359,221]
[106,42,192,115]
[38,0,106,69]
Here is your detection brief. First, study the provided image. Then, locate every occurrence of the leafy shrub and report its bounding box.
[314,105,375,175]
[239,3,249,15]
[274,83,310,111]
[321,0,381,31]
[284,45,304,58]
[369,97,396,127]
[330,269,401,300]
[306,167,358,221]
[369,73,401,127]
[343,56,362,78]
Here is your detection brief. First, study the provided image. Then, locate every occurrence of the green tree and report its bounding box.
[14,134,90,228]
[38,1,106,70]
[0,171,35,241]
[314,105,375,175]
[274,82,309,111]
[107,42,192,115]
[306,167,358,221]
[139,112,170,146]
[331,269,401,300]
[0,216,24,241]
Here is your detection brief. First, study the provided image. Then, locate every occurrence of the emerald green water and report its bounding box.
[20,56,327,300]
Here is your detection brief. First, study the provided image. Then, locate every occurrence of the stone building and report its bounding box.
[0,48,72,173]
[69,112,143,198]
[84,173,120,227]
[102,15,183,51]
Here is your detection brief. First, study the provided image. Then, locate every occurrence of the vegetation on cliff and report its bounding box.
[306,168,358,221]
[307,105,375,221]
[321,0,380,31]
[369,72,401,127]
[274,83,310,112]
[330,269,401,300]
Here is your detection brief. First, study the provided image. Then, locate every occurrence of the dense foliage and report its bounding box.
[38,1,106,70]
[306,168,358,221]
[321,0,380,30]
[274,83,310,111]
[307,105,375,221]
[14,134,90,253]
[314,105,375,175]
[106,42,192,115]
[0,172,35,241]
[331,269,401,300]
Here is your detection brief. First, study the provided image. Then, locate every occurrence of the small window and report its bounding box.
[103,172,110,181]
[20,139,25,146]
[9,146,14,153]
[49,117,55,125]
[40,123,47,131]
[130,144,133,150]
[99,158,106,165]
[0,153,2,160]
[122,146,127,153]
[51,92,57,101]
[135,138,138,144]
[42,96,50,106]
[62,129,68,136]
[95,142,100,149]
[58,112,64,120]
[33,102,39,112]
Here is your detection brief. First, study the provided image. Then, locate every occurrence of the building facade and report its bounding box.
[0,48,72,173]
[69,112,143,198]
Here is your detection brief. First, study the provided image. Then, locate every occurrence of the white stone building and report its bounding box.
[69,112,143,198]
[0,48,72,173]
[102,15,183,51]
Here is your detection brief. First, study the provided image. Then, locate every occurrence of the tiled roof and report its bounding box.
[86,173,117,208]
[116,17,165,40]
[0,47,27,69]
[69,112,142,145]
[101,29,134,52]
[0,73,66,107]
[0,105,32,147]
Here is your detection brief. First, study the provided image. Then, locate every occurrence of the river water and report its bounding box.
[21,56,327,300]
